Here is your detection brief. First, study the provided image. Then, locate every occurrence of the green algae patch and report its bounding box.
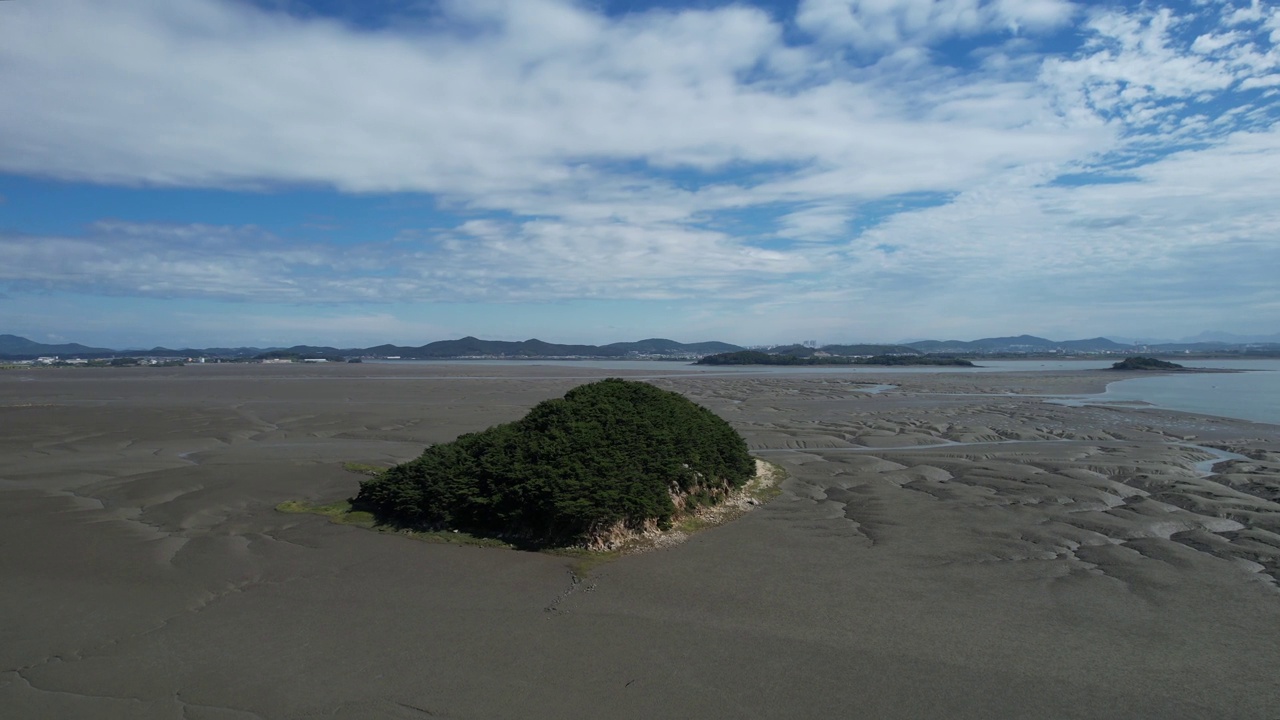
[340,462,389,477]
[275,499,377,528]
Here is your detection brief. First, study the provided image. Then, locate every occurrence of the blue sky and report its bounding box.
[2,0,1278,348]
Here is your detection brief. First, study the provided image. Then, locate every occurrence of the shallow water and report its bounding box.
[376,358,1119,374]
[1184,444,1252,475]
[1099,359,1280,426]
[378,357,1280,424]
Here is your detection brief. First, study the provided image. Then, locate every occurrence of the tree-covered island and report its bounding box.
[696,351,975,367]
[1110,356,1185,370]
[352,378,757,549]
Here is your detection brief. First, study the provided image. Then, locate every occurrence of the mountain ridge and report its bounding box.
[2,333,1277,360]
[0,334,746,360]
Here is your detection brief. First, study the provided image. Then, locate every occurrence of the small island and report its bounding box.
[1110,356,1185,370]
[696,351,975,367]
[352,378,760,549]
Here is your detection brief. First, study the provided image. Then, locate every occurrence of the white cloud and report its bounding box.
[0,216,821,304]
[813,125,1280,335]
[0,0,1277,342]
[7,116,1277,341]
[0,223,325,301]
[0,0,1089,207]
[0,0,786,192]
[777,204,855,239]
[795,0,1076,50]
[1040,2,1280,139]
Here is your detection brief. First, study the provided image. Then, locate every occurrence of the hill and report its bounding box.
[0,334,742,360]
[600,338,742,356]
[0,334,113,357]
[4,332,1276,361]
[1111,356,1184,370]
[398,336,740,358]
[352,379,756,548]
[769,343,919,358]
[406,336,602,358]
[907,335,1130,354]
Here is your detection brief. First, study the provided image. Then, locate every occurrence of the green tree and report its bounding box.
[353,379,755,547]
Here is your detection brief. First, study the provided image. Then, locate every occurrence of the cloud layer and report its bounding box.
[1,0,1278,343]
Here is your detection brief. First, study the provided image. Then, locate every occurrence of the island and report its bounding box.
[352,378,759,549]
[696,350,976,367]
[1110,356,1185,370]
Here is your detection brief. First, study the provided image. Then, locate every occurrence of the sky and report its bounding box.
[1,0,1278,349]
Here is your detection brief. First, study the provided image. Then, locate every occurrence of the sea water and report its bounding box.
[375,358,1119,374]
[1097,359,1280,426]
[375,358,1279,426]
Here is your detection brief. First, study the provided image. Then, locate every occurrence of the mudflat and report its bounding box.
[2,363,1278,719]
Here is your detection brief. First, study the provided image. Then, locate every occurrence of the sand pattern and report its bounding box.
[1,364,1278,718]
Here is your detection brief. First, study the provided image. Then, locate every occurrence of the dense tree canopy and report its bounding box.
[352,378,755,547]
[1111,356,1184,370]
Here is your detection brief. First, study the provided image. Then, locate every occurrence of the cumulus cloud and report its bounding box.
[1,0,785,192]
[0,216,821,304]
[0,0,1277,341]
[0,223,325,301]
[796,0,1076,51]
[825,125,1280,335]
[0,0,1090,203]
[1040,2,1280,139]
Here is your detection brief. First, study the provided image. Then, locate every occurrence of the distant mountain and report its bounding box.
[1106,331,1280,346]
[914,335,1058,352]
[821,343,921,356]
[0,334,114,357]
[1057,337,1130,352]
[601,338,742,356]
[758,344,811,357]
[0,334,745,360]
[4,331,1277,361]
[192,346,282,356]
[403,337,603,358]
[763,336,1127,357]
[1180,331,1280,344]
[770,343,919,357]
[906,335,1130,354]
[236,337,746,360]
[1141,340,1280,353]
[279,345,349,356]
[396,336,742,358]
[135,345,285,357]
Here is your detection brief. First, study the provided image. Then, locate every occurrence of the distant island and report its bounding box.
[697,351,975,367]
[1110,356,1185,370]
[352,379,759,549]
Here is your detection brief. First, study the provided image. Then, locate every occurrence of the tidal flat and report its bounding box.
[2,363,1278,719]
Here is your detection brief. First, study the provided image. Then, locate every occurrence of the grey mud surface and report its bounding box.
[2,363,1278,719]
